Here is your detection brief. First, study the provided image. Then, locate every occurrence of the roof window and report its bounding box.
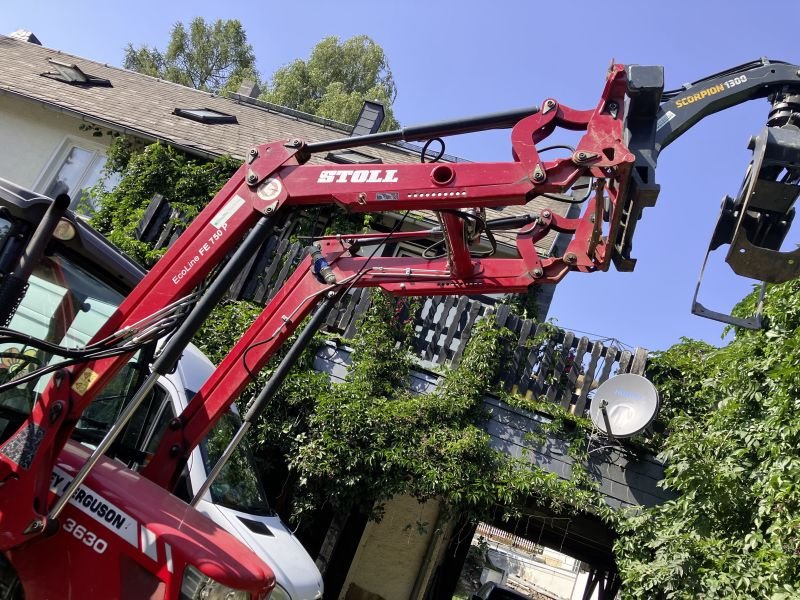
[325,150,382,165]
[173,108,238,124]
[41,59,111,87]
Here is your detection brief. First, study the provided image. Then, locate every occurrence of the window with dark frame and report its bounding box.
[172,108,238,124]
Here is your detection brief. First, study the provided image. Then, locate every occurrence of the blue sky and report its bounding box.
[4,1,800,351]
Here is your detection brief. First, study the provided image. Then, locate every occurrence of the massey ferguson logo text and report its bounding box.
[317,169,399,184]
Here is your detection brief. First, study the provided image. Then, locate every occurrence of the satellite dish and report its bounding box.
[589,374,660,439]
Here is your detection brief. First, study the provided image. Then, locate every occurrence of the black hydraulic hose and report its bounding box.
[485,214,540,230]
[0,341,150,394]
[0,193,70,326]
[48,214,276,523]
[153,215,275,375]
[190,291,339,506]
[305,106,541,154]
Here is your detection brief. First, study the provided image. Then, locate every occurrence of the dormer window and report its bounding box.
[173,108,237,124]
[41,59,111,87]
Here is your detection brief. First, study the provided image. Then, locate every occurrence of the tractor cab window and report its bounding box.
[0,251,143,443]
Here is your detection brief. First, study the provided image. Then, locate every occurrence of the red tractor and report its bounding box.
[1,59,799,598]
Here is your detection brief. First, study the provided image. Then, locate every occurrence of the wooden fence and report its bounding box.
[136,196,648,418]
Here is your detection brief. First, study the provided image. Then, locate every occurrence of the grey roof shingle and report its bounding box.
[0,35,569,252]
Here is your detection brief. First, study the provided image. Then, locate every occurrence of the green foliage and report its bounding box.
[261,35,400,129]
[193,300,263,367]
[500,287,543,321]
[266,291,612,526]
[615,280,800,599]
[89,138,240,266]
[124,17,258,94]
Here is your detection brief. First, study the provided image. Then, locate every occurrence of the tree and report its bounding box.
[261,35,400,129]
[124,17,258,95]
[615,282,800,599]
[90,139,240,266]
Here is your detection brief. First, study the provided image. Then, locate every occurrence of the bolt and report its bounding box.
[289,139,301,147]
[169,445,181,457]
[532,268,544,278]
[564,252,577,264]
[400,283,406,290]
[542,210,551,218]
[573,150,599,164]
[49,401,64,424]
[608,102,618,111]
[247,173,258,185]
[169,418,182,430]
[247,148,258,162]
[358,193,367,204]
[265,206,273,214]
[29,520,43,531]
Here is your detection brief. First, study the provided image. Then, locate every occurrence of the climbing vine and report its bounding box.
[263,290,615,528]
[89,138,240,266]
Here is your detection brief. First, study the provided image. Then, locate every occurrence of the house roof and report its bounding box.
[0,34,568,251]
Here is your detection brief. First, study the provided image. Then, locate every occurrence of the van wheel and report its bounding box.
[0,557,22,600]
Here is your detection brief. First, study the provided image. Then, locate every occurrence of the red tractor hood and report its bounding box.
[50,440,275,594]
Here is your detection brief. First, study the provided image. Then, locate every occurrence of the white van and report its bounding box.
[0,178,323,600]
[156,348,324,600]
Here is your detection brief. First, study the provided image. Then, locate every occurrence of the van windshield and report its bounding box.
[200,412,272,516]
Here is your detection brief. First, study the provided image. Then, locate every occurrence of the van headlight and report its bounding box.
[268,584,291,600]
[180,565,250,600]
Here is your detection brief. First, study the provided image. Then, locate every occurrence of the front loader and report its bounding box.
[1,58,800,598]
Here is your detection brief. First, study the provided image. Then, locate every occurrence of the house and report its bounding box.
[0,32,671,600]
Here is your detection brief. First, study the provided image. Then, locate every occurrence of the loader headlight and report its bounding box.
[180,565,250,600]
[52,218,76,241]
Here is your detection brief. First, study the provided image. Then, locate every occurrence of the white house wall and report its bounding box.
[0,94,110,189]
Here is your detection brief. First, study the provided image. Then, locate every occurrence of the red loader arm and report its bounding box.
[0,64,632,546]
[143,66,634,488]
